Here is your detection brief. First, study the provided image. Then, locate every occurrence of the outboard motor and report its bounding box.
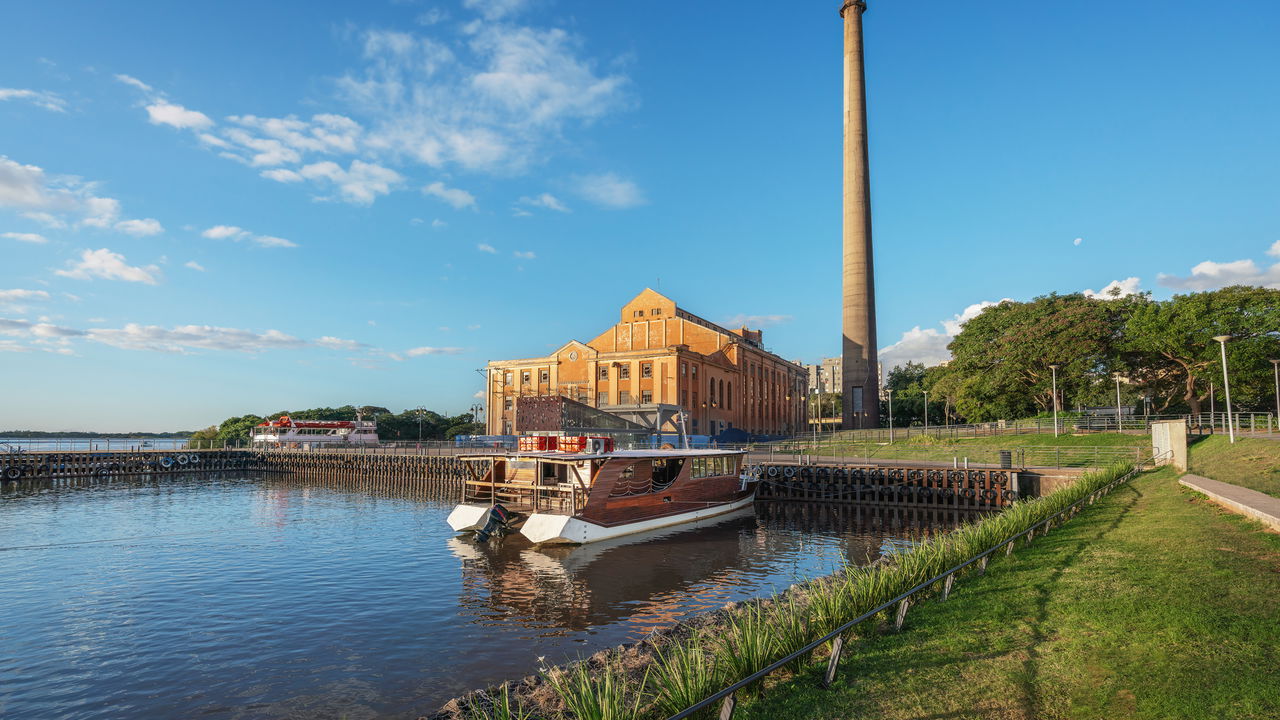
[474,503,512,543]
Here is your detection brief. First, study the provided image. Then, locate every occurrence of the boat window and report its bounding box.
[610,463,650,496]
[653,457,684,490]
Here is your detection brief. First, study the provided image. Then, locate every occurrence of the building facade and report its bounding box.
[486,289,807,438]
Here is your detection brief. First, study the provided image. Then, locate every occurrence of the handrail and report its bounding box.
[664,456,1157,720]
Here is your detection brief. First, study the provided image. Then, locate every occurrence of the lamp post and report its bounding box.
[887,388,895,443]
[923,390,929,434]
[1212,335,1235,443]
[414,406,427,443]
[1049,364,1061,438]
[1271,359,1279,433]
[1114,374,1123,433]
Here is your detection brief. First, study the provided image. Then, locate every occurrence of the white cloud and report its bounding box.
[184,261,205,271]
[0,88,67,113]
[202,224,296,248]
[55,248,161,285]
[432,218,447,228]
[316,336,365,350]
[0,156,155,236]
[513,250,536,259]
[476,243,496,253]
[1268,240,1280,258]
[0,289,51,312]
[1083,277,1141,299]
[114,74,154,93]
[252,235,297,248]
[575,172,645,209]
[2,231,47,244]
[405,345,465,356]
[422,181,476,209]
[462,0,529,20]
[260,168,304,183]
[145,101,214,130]
[518,192,569,212]
[721,313,792,328]
[1158,259,1280,291]
[229,113,362,155]
[201,225,248,240]
[880,299,1014,371]
[300,159,402,204]
[88,324,306,353]
[1073,237,1083,246]
[114,218,164,236]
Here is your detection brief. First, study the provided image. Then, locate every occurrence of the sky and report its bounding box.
[2,0,1279,432]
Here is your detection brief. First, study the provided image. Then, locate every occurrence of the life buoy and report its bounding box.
[188,454,201,465]
[1002,490,1018,501]
[783,466,796,478]
[961,487,976,499]
[982,489,998,501]
[767,465,779,478]
[160,456,175,468]
[751,465,763,479]
[2,466,20,480]
[176,454,189,465]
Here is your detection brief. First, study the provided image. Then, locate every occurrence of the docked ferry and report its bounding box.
[250,416,379,446]
[447,436,757,545]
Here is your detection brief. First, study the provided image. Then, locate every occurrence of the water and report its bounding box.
[0,473,962,719]
[0,437,190,452]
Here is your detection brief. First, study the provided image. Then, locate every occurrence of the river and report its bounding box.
[0,472,964,719]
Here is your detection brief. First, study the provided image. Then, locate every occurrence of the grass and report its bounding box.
[533,464,1140,719]
[1188,434,1280,498]
[734,467,1280,720]
[765,432,1150,469]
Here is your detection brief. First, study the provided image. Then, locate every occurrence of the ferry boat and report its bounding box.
[250,415,379,446]
[447,436,757,545]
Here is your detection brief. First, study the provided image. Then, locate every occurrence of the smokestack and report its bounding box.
[839,0,880,430]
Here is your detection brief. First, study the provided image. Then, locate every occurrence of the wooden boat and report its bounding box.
[447,441,757,545]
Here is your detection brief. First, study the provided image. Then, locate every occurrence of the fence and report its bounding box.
[740,443,1147,470]
[664,458,1157,720]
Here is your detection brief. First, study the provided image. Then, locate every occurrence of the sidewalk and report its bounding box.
[1180,473,1280,532]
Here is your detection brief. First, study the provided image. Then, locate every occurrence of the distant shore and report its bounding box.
[0,431,192,439]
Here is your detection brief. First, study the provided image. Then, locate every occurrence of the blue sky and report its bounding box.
[2,0,1279,432]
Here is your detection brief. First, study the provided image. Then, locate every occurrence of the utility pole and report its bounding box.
[1049,364,1061,437]
[1213,336,1235,443]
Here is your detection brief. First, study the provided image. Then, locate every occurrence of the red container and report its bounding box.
[558,436,587,453]
[517,436,559,452]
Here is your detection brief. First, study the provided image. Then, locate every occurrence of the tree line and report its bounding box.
[189,405,483,446]
[870,285,1279,427]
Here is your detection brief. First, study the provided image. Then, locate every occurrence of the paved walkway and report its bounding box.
[1180,473,1280,532]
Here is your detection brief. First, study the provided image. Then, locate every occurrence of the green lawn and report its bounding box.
[1188,434,1280,499]
[768,433,1151,469]
[736,468,1280,720]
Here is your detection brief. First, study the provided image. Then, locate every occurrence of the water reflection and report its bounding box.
[0,472,980,719]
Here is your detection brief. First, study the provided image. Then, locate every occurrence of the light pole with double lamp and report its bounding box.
[887,388,894,443]
[1212,335,1235,443]
[1049,364,1061,437]
[1271,358,1280,433]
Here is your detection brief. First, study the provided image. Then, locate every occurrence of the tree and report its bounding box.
[1124,286,1280,415]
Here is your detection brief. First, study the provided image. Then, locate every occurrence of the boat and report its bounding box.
[446,436,758,545]
[250,415,379,447]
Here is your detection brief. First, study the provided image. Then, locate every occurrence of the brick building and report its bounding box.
[486,289,807,438]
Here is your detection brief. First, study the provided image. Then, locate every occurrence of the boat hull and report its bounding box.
[447,504,493,532]
[521,493,757,545]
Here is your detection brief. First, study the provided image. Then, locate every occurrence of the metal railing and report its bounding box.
[664,458,1157,720]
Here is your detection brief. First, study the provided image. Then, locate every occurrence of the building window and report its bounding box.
[727,382,733,410]
[719,379,725,405]
[682,390,688,405]
[504,371,513,384]
[641,390,653,403]
[504,398,512,411]
[521,371,531,384]
[540,369,549,383]
[632,310,644,318]
[619,390,631,404]
[693,391,698,408]
[599,366,609,380]
[681,362,687,376]
[619,364,631,380]
[692,365,698,381]
[641,362,653,378]
[651,308,663,316]
[597,391,608,406]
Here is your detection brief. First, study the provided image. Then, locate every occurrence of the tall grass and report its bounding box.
[464,685,533,720]
[545,461,1137,719]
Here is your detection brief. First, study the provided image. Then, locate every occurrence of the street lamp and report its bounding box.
[1212,335,1235,443]
[923,390,929,433]
[414,406,427,443]
[1271,359,1279,433]
[1049,364,1061,438]
[887,388,895,443]
[1113,374,1123,433]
